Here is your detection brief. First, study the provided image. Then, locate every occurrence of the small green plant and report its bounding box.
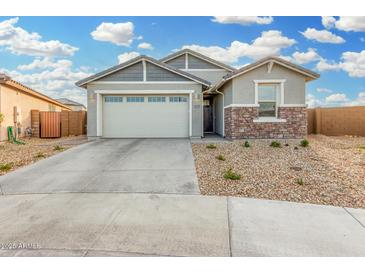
[0,163,12,172]
[223,168,241,180]
[300,139,309,147]
[270,141,282,148]
[206,144,217,149]
[54,145,64,151]
[35,152,46,159]
[216,154,226,161]
[243,141,250,148]
[295,178,304,186]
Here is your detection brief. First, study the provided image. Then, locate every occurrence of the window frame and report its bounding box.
[254,79,286,118]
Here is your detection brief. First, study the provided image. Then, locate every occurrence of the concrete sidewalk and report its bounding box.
[0,193,364,256]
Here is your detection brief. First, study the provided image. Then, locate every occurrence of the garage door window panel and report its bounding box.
[148,96,166,103]
[127,96,145,103]
[105,96,123,103]
[170,96,187,103]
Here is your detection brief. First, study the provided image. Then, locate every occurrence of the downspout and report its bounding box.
[215,89,225,137]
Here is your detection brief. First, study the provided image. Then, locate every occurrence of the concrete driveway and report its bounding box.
[0,139,199,195]
[1,138,365,256]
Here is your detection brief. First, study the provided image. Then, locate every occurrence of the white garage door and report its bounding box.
[102,94,189,138]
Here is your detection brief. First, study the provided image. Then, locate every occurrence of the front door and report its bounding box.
[204,99,213,132]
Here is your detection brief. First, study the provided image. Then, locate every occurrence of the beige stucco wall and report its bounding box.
[0,84,64,141]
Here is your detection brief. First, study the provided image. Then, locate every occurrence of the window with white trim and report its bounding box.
[104,96,123,103]
[257,83,279,117]
[169,96,187,103]
[148,96,166,103]
[127,96,144,103]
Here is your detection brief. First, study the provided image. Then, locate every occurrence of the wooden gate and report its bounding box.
[40,111,61,138]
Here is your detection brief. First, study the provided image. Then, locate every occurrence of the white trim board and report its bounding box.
[181,69,227,72]
[95,90,194,95]
[226,60,317,81]
[91,81,198,85]
[224,104,260,109]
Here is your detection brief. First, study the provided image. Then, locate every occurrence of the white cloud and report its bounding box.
[182,30,296,63]
[117,52,140,63]
[316,59,342,72]
[317,50,365,78]
[17,58,72,71]
[1,61,90,105]
[340,50,365,77]
[212,16,273,25]
[291,48,321,64]
[0,17,78,57]
[361,37,365,42]
[322,16,336,29]
[306,94,322,108]
[301,28,345,44]
[91,21,135,46]
[316,88,334,93]
[137,42,153,50]
[325,93,349,103]
[334,16,365,32]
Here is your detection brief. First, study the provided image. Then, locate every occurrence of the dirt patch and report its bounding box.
[192,135,365,208]
[0,136,88,176]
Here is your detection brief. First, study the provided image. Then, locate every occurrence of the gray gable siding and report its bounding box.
[165,55,186,69]
[146,62,189,81]
[188,54,222,69]
[98,62,143,81]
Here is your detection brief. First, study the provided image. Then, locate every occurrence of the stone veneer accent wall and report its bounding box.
[224,106,307,139]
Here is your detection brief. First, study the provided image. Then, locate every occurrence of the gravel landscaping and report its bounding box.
[192,134,365,208]
[0,136,88,176]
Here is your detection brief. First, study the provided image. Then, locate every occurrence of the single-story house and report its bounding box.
[76,49,319,139]
[0,74,70,141]
[56,98,87,111]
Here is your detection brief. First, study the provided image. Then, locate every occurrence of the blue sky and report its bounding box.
[0,16,364,106]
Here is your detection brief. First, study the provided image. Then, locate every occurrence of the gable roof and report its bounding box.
[160,48,236,72]
[75,55,211,87]
[211,56,320,91]
[0,74,71,110]
[56,98,86,108]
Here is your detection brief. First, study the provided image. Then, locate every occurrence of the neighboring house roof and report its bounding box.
[160,48,236,72]
[211,56,320,92]
[75,55,211,88]
[0,74,71,110]
[56,98,86,108]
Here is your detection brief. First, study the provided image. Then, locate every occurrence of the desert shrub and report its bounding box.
[206,144,217,149]
[35,152,46,158]
[270,141,282,148]
[223,168,241,180]
[54,145,64,151]
[295,178,304,186]
[243,141,250,148]
[300,139,309,147]
[0,163,12,172]
[216,155,226,161]
[0,113,4,124]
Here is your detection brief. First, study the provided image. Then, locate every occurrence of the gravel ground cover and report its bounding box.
[192,134,365,208]
[0,136,88,176]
